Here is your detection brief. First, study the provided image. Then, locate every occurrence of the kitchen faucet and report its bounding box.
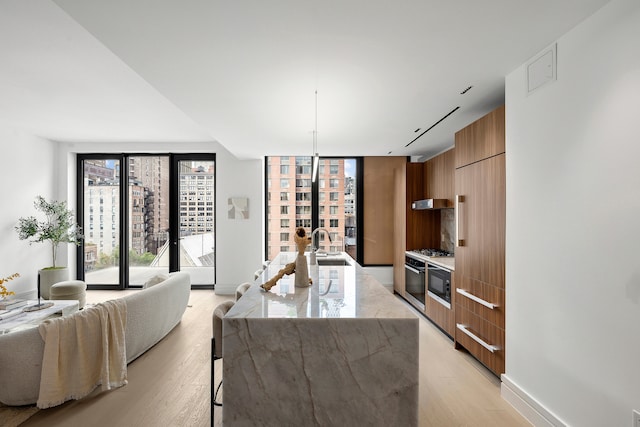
[311,228,332,255]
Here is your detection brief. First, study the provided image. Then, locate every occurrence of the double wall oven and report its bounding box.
[404,250,452,310]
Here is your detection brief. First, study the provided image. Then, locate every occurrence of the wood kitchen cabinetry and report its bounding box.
[422,148,456,336]
[426,270,455,336]
[393,161,440,296]
[393,165,407,296]
[364,156,407,265]
[454,105,505,169]
[454,105,506,376]
[424,148,455,206]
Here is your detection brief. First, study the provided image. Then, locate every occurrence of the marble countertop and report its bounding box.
[222,252,419,425]
[226,252,416,320]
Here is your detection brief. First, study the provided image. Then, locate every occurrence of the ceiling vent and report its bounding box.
[405,106,460,148]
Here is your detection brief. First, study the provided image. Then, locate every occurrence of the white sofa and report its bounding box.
[0,272,191,406]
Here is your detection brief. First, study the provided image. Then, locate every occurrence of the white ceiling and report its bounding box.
[1,0,610,159]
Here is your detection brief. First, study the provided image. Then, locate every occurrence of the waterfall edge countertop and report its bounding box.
[222,252,419,426]
[227,252,418,320]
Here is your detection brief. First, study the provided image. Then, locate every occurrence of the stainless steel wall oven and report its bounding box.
[404,254,426,309]
[427,262,451,309]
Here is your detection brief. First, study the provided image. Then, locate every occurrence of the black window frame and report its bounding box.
[76,153,216,289]
[264,156,363,265]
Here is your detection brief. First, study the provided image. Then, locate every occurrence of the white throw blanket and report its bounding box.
[37,299,128,409]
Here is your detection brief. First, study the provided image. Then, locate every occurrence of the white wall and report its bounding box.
[504,0,640,425]
[0,133,263,296]
[0,127,59,298]
[58,140,263,294]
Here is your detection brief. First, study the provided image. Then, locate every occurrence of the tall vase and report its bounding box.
[294,254,310,288]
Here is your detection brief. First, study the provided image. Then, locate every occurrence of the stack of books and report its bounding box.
[0,298,28,311]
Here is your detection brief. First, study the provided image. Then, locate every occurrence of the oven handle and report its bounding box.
[405,265,424,275]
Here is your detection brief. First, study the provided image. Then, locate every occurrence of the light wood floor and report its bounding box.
[20,289,530,427]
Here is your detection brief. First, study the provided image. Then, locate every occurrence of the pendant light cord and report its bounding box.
[314,90,318,155]
[312,90,319,182]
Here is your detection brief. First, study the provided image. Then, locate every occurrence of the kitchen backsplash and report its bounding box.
[441,208,455,254]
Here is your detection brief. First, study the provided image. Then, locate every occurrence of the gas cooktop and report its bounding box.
[410,248,454,257]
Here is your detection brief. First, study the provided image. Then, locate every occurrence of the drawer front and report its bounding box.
[455,304,505,376]
[426,293,454,337]
[455,275,504,329]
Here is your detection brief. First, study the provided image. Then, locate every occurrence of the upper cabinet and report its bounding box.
[424,148,455,207]
[454,105,505,169]
[402,162,440,251]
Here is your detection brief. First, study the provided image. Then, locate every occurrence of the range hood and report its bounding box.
[411,199,449,210]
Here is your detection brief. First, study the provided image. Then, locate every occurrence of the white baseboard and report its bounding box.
[214,283,236,296]
[362,266,393,285]
[501,374,566,427]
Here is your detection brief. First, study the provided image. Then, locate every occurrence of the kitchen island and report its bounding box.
[222,252,419,426]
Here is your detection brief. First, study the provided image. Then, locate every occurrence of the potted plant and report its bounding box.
[16,196,83,299]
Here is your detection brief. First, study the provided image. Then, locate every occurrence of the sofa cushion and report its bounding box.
[142,274,168,289]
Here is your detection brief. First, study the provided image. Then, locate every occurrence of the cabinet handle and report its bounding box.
[456,288,497,309]
[455,194,465,247]
[456,324,499,353]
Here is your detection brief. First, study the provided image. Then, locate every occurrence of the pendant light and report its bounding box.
[311,90,319,183]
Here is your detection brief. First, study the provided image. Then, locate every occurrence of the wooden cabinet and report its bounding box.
[454,105,506,377]
[455,154,505,289]
[393,165,407,296]
[363,156,407,265]
[407,163,441,250]
[426,270,455,337]
[424,148,455,206]
[393,161,440,296]
[455,104,505,168]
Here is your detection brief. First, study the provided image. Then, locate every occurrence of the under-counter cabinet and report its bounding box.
[453,105,506,377]
[426,270,455,337]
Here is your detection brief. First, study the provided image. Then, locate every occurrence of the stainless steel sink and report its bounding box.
[316,257,351,266]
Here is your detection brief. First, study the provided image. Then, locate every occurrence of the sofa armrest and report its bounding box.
[0,327,44,405]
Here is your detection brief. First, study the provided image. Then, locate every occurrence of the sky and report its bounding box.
[344,159,355,177]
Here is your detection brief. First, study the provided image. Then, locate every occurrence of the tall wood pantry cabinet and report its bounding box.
[453,105,506,376]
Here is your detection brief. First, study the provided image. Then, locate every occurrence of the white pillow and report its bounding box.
[143,274,168,289]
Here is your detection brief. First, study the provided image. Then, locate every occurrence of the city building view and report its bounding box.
[81,157,215,286]
[266,156,357,261]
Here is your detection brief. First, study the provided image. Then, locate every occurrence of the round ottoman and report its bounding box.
[50,280,87,309]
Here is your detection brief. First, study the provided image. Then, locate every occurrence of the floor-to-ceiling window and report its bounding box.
[265,156,362,263]
[175,156,216,286]
[80,157,122,285]
[77,153,215,289]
